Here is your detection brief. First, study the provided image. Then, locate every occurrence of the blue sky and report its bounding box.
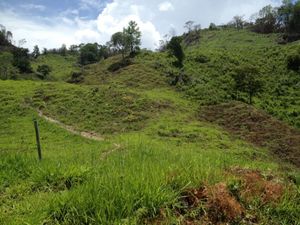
[0,0,281,50]
[1,0,110,21]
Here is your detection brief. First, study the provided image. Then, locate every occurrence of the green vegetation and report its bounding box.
[1,3,300,223]
[1,78,299,224]
[31,54,80,81]
[177,29,300,129]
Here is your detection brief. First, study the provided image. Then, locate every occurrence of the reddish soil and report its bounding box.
[229,167,285,204]
[206,183,244,223]
[148,168,287,225]
[199,101,300,167]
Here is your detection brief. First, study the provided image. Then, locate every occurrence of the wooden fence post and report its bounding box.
[33,119,42,161]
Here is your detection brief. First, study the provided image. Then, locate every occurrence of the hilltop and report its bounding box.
[0,29,300,224]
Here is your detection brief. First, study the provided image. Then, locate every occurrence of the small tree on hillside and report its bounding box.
[209,23,218,30]
[0,52,16,80]
[79,43,99,65]
[167,36,185,68]
[110,20,141,59]
[233,65,263,104]
[12,48,32,73]
[42,48,48,55]
[252,5,279,33]
[124,20,141,56]
[0,24,13,46]
[32,45,40,59]
[232,15,245,30]
[111,31,129,60]
[59,44,67,56]
[184,21,195,33]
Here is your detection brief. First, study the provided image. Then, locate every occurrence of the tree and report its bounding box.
[184,21,195,32]
[209,23,218,30]
[32,45,40,58]
[18,39,26,47]
[111,31,129,60]
[109,21,142,59]
[123,20,141,56]
[252,5,279,33]
[98,44,109,59]
[233,65,263,104]
[36,64,51,79]
[42,48,48,55]
[0,52,17,80]
[232,15,245,30]
[79,43,99,65]
[12,48,32,73]
[69,45,79,54]
[0,25,13,46]
[59,44,67,56]
[278,0,294,32]
[167,36,185,68]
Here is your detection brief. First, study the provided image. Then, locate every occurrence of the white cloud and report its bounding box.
[0,0,282,51]
[0,10,78,50]
[158,2,174,12]
[96,2,161,49]
[79,0,106,10]
[20,4,46,11]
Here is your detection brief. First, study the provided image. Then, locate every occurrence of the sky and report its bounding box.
[0,0,282,51]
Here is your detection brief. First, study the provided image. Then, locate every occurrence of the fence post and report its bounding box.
[33,119,42,161]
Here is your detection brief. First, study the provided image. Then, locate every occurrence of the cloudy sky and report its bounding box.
[0,0,281,51]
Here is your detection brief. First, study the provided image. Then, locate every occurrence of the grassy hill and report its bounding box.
[183,29,300,129]
[31,53,80,81]
[1,29,300,224]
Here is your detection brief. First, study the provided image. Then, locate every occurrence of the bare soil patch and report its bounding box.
[199,102,300,167]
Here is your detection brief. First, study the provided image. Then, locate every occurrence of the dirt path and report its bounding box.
[100,143,122,160]
[38,110,104,141]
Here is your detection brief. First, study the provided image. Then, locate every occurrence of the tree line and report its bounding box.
[224,0,300,42]
[0,21,142,79]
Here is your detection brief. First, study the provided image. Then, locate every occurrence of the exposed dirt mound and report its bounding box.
[206,183,244,223]
[147,168,286,225]
[229,167,285,205]
[199,102,300,167]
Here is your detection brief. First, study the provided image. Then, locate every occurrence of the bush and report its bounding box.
[107,59,132,72]
[36,64,51,79]
[193,54,210,63]
[67,71,84,83]
[287,53,300,72]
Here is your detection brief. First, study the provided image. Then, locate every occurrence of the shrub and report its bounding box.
[287,53,300,72]
[36,64,51,79]
[193,54,210,63]
[67,71,84,83]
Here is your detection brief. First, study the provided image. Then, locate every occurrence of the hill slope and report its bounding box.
[0,29,300,224]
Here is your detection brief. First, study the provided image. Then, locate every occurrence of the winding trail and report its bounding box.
[38,110,104,141]
[38,111,123,159]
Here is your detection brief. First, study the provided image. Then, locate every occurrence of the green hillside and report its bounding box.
[1,29,300,224]
[31,54,80,81]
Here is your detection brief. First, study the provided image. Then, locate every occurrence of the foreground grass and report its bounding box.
[0,80,299,224]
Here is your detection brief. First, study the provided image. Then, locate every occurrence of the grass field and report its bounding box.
[1,29,300,224]
[31,54,80,81]
[1,79,299,224]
